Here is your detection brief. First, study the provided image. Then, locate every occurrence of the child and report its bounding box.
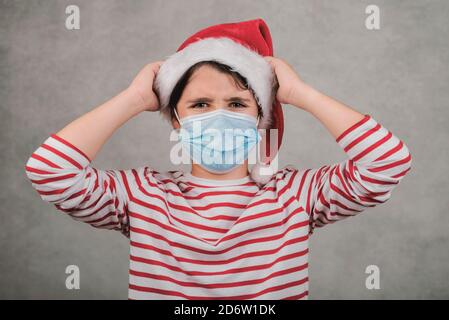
[24,19,412,299]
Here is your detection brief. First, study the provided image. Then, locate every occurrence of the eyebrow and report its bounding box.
[186,97,252,103]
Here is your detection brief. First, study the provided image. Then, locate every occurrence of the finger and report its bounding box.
[264,56,276,68]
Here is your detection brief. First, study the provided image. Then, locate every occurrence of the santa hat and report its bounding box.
[154,18,284,185]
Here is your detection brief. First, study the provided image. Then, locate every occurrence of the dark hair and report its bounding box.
[168,60,263,120]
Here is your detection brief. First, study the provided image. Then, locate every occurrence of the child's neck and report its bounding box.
[190,163,249,180]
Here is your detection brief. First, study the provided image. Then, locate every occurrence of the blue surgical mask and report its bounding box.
[174,108,261,174]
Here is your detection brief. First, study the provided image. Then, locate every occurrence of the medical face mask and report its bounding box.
[174,108,261,174]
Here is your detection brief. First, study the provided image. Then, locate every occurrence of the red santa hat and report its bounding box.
[154,18,284,185]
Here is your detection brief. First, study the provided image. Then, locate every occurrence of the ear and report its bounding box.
[171,116,180,129]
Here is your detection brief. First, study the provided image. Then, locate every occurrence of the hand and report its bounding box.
[264,56,313,109]
[128,61,164,112]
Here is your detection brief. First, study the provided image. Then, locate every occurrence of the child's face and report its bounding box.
[171,65,259,129]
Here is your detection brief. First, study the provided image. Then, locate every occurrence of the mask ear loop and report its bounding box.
[173,108,182,125]
[247,85,262,128]
[173,108,184,143]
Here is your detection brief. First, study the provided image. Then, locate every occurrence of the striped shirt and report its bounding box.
[24,114,412,299]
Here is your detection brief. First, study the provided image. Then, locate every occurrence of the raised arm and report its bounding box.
[265,56,412,234]
[24,61,163,237]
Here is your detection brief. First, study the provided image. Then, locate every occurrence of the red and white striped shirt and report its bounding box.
[24,114,412,299]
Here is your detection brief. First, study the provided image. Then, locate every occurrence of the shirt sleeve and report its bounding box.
[24,133,132,238]
[285,114,412,235]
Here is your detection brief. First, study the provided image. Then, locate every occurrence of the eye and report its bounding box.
[230,102,246,108]
[191,103,208,108]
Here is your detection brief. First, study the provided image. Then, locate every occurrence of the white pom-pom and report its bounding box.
[250,162,274,185]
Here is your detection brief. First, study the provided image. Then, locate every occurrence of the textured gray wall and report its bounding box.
[1,0,448,299]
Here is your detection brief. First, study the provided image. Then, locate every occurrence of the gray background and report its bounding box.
[1,0,448,299]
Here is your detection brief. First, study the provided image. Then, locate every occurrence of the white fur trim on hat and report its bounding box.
[154,37,276,129]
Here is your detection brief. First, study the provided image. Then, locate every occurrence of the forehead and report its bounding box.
[182,65,253,98]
